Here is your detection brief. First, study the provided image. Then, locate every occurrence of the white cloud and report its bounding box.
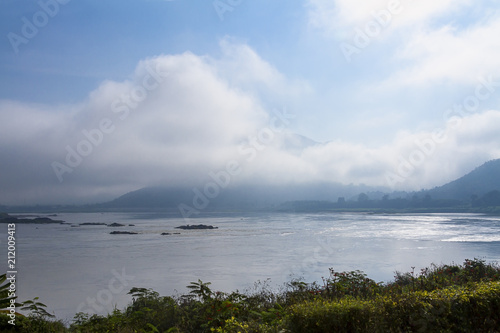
[213,38,313,108]
[229,108,500,191]
[386,16,500,86]
[307,0,470,36]
[260,109,500,191]
[308,0,500,88]
[0,42,307,205]
[1,40,500,205]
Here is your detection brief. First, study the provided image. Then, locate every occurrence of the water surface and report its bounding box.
[3,212,500,321]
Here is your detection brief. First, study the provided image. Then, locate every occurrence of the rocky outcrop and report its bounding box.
[175,224,218,230]
[107,223,125,227]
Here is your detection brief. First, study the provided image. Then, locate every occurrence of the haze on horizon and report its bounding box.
[1,0,500,206]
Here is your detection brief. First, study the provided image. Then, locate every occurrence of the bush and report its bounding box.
[286,281,500,332]
[3,259,500,332]
[287,298,375,333]
[0,314,66,333]
[387,258,500,293]
[322,269,381,299]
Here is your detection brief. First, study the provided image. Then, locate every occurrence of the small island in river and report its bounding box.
[175,224,218,230]
[107,223,126,227]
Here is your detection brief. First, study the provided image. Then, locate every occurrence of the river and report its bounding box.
[3,212,500,322]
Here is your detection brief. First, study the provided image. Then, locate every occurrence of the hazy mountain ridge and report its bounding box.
[100,133,384,212]
[102,182,386,212]
[102,159,500,213]
[424,159,500,201]
[3,159,500,214]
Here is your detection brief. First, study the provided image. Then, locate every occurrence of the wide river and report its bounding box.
[3,212,500,322]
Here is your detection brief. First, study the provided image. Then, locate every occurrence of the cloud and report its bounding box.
[0,41,306,205]
[308,0,500,87]
[290,109,500,191]
[213,38,313,108]
[307,0,470,36]
[1,40,500,206]
[386,15,500,86]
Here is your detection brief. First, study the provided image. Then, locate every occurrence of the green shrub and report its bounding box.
[287,298,376,333]
[285,281,500,332]
[388,258,500,293]
[0,314,66,333]
[3,259,500,332]
[322,269,382,299]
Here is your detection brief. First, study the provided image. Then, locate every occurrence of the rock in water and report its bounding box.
[175,224,218,230]
[108,223,125,227]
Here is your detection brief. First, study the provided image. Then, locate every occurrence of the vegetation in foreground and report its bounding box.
[1,258,500,332]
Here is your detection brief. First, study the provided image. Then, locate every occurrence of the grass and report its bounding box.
[1,258,500,332]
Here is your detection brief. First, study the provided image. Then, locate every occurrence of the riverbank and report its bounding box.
[2,258,500,332]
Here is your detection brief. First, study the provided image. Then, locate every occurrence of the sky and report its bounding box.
[1,0,500,205]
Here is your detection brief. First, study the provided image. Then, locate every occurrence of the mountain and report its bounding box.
[100,159,500,213]
[279,133,321,153]
[103,187,194,210]
[100,182,386,213]
[425,159,500,201]
[99,133,387,212]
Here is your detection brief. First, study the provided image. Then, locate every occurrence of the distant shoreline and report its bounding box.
[2,205,500,217]
[0,213,65,224]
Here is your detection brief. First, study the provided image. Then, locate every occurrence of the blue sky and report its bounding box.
[1,0,500,205]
